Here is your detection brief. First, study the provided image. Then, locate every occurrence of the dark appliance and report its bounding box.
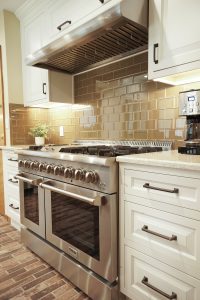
[178,90,200,155]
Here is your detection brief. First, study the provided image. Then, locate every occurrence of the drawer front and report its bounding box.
[4,167,19,192]
[124,202,200,278]
[3,151,18,168]
[124,169,200,211]
[6,194,20,222]
[123,246,200,300]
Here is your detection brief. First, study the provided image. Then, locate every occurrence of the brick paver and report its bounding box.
[0,216,90,300]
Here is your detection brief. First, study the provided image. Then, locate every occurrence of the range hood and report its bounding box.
[26,0,148,74]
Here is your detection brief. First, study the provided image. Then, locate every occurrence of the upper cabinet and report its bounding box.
[46,0,107,42]
[18,2,73,107]
[148,0,200,84]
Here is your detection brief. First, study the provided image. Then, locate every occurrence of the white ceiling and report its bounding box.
[0,0,28,13]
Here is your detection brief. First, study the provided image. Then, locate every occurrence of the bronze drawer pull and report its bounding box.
[143,183,179,194]
[57,20,72,31]
[8,178,18,184]
[8,158,18,162]
[9,204,19,210]
[142,276,177,299]
[142,225,177,241]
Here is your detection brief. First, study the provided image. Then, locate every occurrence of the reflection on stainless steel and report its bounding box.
[40,180,103,206]
[15,173,42,185]
[21,228,118,300]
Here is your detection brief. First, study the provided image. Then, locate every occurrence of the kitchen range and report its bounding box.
[15,141,171,300]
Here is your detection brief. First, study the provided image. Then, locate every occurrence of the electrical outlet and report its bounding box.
[59,126,64,137]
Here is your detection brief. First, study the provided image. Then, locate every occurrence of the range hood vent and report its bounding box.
[27,0,148,74]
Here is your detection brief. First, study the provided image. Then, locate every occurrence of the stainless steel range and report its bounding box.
[15,141,172,300]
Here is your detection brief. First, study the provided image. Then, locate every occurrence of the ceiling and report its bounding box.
[0,0,27,13]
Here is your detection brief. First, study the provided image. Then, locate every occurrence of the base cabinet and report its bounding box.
[2,150,20,229]
[119,163,200,299]
[123,246,200,300]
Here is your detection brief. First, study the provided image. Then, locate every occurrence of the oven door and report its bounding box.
[15,173,45,238]
[40,180,117,283]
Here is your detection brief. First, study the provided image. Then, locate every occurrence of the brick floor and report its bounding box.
[0,216,90,300]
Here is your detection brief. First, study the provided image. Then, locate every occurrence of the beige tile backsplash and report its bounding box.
[10,51,200,148]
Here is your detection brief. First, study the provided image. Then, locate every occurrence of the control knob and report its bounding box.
[46,164,53,173]
[64,167,74,178]
[39,163,46,172]
[54,166,60,175]
[85,171,99,184]
[24,160,31,168]
[18,160,24,167]
[74,169,82,180]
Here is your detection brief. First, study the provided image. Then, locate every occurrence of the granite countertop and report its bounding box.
[116,150,200,171]
[0,145,29,151]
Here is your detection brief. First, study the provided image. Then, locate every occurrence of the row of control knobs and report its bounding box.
[18,160,99,183]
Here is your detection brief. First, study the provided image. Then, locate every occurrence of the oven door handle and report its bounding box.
[39,181,103,206]
[15,173,43,185]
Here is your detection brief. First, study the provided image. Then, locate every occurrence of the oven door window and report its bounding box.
[51,192,100,260]
[24,182,39,225]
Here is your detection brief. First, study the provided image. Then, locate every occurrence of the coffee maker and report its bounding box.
[178,89,200,155]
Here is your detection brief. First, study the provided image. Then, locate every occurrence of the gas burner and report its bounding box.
[59,145,163,157]
[29,145,43,151]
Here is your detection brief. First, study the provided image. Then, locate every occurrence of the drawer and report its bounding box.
[4,167,19,192]
[3,151,18,167]
[122,246,200,300]
[124,202,200,278]
[124,169,200,211]
[6,194,20,222]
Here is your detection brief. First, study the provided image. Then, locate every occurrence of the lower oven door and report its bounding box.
[40,180,117,283]
[15,173,45,238]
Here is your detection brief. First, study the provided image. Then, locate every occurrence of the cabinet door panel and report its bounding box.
[149,0,200,77]
[124,168,200,211]
[124,202,200,278]
[47,0,103,41]
[123,246,200,300]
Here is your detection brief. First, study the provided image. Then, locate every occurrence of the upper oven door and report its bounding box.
[40,180,117,283]
[15,172,45,238]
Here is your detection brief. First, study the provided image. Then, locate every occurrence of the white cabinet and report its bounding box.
[148,0,200,81]
[46,0,105,42]
[19,6,73,107]
[2,150,20,230]
[124,247,200,300]
[119,162,200,299]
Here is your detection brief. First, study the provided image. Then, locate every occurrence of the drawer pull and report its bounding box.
[9,204,19,210]
[8,158,18,162]
[142,276,177,299]
[153,43,159,64]
[142,225,177,241]
[143,183,179,194]
[8,178,18,184]
[57,20,72,31]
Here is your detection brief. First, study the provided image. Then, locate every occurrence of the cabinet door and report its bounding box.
[23,13,49,105]
[24,13,45,56]
[148,0,200,79]
[47,0,105,41]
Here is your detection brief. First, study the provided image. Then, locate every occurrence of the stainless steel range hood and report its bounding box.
[26,0,148,74]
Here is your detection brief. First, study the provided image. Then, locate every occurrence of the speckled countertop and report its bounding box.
[116,150,200,171]
[0,145,29,151]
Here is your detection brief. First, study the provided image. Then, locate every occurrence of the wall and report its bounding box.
[0,10,23,146]
[9,52,200,147]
